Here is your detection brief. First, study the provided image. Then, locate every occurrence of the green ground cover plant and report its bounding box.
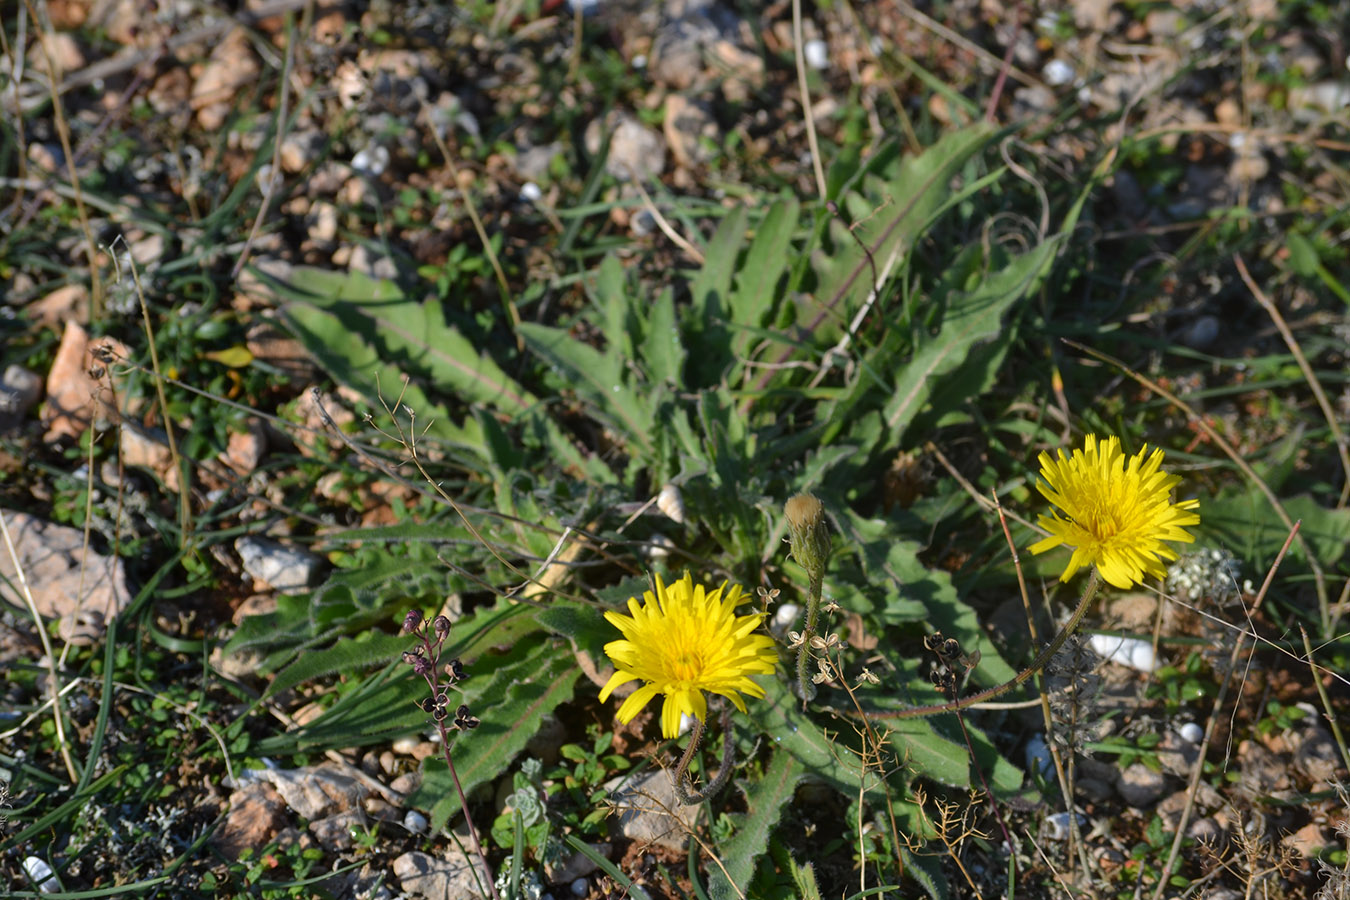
[2,1,1349,898]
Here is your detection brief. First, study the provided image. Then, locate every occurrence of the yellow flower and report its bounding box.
[599,572,778,738]
[1029,434,1200,589]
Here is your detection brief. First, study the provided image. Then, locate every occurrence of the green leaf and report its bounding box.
[690,205,748,321]
[266,632,410,698]
[594,254,635,361]
[255,664,427,754]
[883,237,1060,442]
[808,123,996,346]
[900,845,950,900]
[843,510,1017,688]
[267,265,537,415]
[641,286,684,388]
[708,749,803,900]
[1200,487,1350,571]
[535,600,612,661]
[728,198,799,361]
[686,205,750,383]
[1285,232,1319,277]
[281,298,486,453]
[749,677,969,790]
[517,321,654,461]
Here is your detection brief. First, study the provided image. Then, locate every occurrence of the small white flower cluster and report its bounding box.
[1165,547,1244,603]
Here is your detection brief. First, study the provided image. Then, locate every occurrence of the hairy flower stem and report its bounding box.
[784,493,831,702]
[795,569,823,701]
[862,569,1102,720]
[673,705,735,805]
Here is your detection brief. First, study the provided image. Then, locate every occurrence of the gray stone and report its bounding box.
[245,762,365,819]
[214,782,289,861]
[1180,315,1220,351]
[585,113,666,182]
[0,365,41,431]
[236,536,326,592]
[514,143,564,182]
[604,769,700,852]
[310,809,365,851]
[0,509,132,645]
[1291,723,1339,785]
[663,95,719,169]
[1117,762,1167,807]
[546,840,610,885]
[394,849,493,899]
[1155,731,1201,778]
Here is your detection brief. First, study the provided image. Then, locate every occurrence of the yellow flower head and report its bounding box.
[598,572,778,738]
[1029,434,1200,589]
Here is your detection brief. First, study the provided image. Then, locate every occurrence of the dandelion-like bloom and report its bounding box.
[1029,434,1201,589]
[599,572,778,738]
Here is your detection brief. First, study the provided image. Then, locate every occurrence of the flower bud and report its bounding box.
[433,615,451,639]
[784,493,831,582]
[402,609,423,633]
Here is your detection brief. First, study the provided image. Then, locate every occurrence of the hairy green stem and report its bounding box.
[674,705,735,805]
[795,570,824,701]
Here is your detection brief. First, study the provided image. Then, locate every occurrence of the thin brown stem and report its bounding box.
[860,570,1101,720]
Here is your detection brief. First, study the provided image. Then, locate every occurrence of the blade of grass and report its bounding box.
[563,834,654,900]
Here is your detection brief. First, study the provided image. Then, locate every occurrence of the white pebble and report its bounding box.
[804,39,829,70]
[644,532,674,562]
[520,181,542,203]
[1178,722,1204,744]
[351,145,389,177]
[1043,811,1084,841]
[23,857,60,893]
[1043,59,1074,86]
[630,209,656,237]
[631,54,646,69]
[772,603,802,637]
[1088,633,1158,672]
[403,809,428,834]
